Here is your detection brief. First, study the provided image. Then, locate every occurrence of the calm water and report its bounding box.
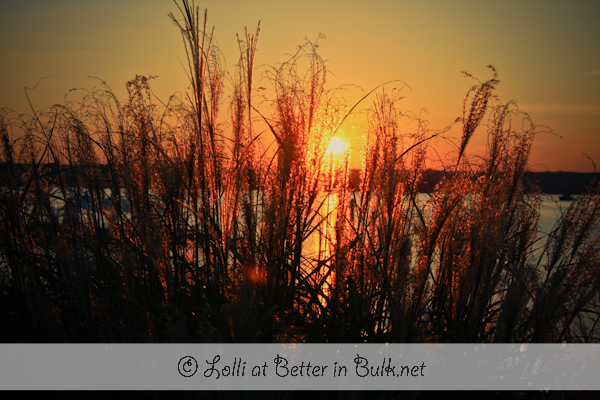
[42,188,570,250]
[539,194,574,235]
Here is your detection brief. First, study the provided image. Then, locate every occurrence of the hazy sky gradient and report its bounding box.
[1,0,599,171]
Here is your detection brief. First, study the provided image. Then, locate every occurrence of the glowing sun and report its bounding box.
[325,136,347,156]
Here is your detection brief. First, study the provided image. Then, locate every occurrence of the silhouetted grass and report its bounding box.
[1,0,599,343]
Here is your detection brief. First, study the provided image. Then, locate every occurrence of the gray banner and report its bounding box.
[1,344,598,390]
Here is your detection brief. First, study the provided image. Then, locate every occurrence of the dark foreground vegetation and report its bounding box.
[1,0,600,343]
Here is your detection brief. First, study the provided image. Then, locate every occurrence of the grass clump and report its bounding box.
[1,0,599,343]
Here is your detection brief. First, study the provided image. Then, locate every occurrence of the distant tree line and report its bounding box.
[348,169,600,195]
[3,164,597,195]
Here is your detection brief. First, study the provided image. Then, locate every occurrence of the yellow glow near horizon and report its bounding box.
[1,1,598,171]
[325,136,347,157]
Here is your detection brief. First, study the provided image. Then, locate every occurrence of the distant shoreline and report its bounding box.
[3,162,597,195]
[413,169,599,195]
[345,168,599,195]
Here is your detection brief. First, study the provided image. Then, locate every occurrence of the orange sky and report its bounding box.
[1,0,598,171]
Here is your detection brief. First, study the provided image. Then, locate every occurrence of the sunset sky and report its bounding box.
[1,0,598,172]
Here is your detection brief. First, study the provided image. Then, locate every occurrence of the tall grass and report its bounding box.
[1,0,599,343]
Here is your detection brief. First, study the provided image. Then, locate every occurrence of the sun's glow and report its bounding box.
[325,136,347,156]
